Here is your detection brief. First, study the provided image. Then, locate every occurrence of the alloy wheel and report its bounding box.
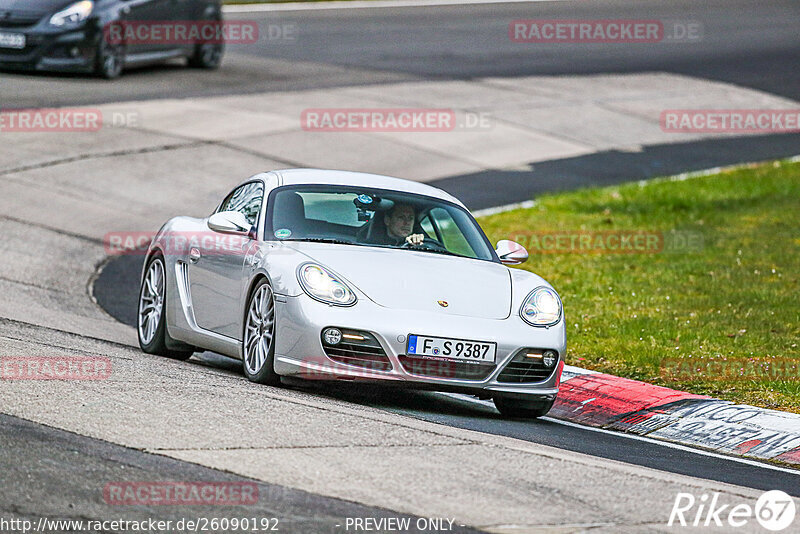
[244,283,275,375]
[138,259,165,345]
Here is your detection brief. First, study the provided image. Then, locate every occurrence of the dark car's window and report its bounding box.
[218,181,264,226]
[268,185,497,262]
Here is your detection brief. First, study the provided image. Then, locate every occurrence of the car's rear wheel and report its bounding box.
[95,38,124,79]
[493,396,555,419]
[138,255,192,360]
[242,280,280,385]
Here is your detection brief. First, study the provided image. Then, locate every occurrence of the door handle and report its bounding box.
[188,247,201,264]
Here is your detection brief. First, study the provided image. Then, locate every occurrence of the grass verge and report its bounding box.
[478,159,800,412]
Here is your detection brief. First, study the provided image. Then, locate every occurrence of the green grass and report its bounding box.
[478,159,800,412]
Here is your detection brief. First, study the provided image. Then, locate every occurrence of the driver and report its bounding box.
[371,203,425,246]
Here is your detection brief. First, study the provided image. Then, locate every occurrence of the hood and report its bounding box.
[0,0,71,14]
[284,242,512,320]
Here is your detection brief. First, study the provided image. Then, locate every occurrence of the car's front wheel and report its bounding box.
[138,255,193,360]
[95,38,124,79]
[188,41,224,69]
[242,280,280,385]
[493,396,555,419]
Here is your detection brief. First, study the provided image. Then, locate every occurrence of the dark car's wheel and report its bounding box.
[188,41,223,69]
[242,279,281,385]
[138,254,193,360]
[493,396,555,419]
[95,38,124,79]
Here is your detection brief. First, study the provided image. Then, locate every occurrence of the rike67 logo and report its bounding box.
[669,490,796,531]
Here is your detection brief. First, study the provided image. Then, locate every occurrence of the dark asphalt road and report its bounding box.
[0,414,480,534]
[233,0,800,101]
[311,385,800,497]
[1,0,798,106]
[433,133,800,209]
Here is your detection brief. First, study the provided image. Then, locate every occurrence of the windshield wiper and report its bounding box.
[408,246,466,258]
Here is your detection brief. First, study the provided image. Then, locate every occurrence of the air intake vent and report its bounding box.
[399,356,495,381]
[497,349,558,383]
[321,328,392,372]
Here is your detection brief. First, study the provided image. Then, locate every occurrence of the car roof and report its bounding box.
[262,169,466,208]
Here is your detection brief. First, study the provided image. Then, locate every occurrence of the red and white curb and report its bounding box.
[551,366,800,467]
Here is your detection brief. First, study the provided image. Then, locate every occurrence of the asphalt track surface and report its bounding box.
[1,0,798,105]
[2,0,799,210]
[1,414,481,534]
[3,0,800,530]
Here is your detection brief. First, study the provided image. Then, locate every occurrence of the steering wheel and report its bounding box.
[401,236,449,252]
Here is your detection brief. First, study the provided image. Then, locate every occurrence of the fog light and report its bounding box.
[323,328,342,345]
[70,46,80,57]
[542,350,558,368]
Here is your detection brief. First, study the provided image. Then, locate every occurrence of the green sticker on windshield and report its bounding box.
[274,228,292,239]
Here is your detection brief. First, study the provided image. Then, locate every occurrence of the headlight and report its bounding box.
[520,286,562,326]
[297,263,356,306]
[49,1,94,27]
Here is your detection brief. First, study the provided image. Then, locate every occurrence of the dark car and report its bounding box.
[0,0,224,79]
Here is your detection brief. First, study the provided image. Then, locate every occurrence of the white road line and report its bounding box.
[471,200,536,218]
[441,393,800,476]
[224,0,567,13]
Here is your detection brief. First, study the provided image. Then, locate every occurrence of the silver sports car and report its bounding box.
[138,169,566,418]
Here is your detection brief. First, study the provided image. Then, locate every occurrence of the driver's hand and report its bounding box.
[405,233,424,246]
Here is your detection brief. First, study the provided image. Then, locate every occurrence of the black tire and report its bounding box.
[242,279,281,385]
[187,41,224,69]
[493,396,555,419]
[137,254,193,360]
[95,37,124,79]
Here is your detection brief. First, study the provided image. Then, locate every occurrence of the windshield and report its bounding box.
[268,185,497,262]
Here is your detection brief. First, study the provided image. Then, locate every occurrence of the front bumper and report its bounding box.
[274,293,566,397]
[0,26,97,73]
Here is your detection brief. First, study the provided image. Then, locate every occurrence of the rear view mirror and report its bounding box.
[495,240,529,265]
[207,211,254,236]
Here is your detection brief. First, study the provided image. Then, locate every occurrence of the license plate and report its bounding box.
[407,334,496,363]
[0,31,25,49]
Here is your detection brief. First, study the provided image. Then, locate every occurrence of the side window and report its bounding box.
[218,182,264,226]
[429,207,474,256]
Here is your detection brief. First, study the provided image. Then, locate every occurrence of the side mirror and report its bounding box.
[207,211,254,236]
[496,239,528,265]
